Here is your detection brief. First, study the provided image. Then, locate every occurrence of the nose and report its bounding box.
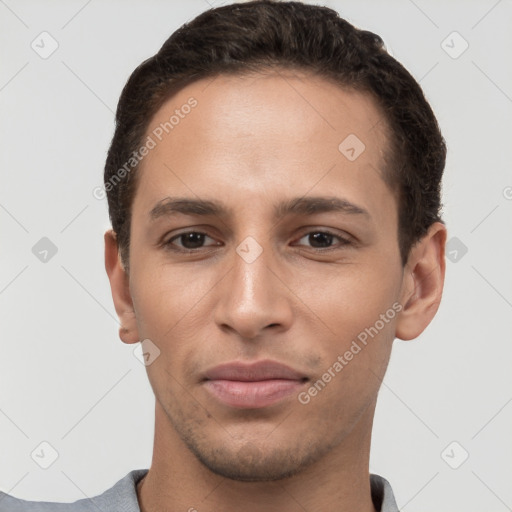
[213,242,294,340]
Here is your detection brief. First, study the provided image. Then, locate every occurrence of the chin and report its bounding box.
[187,437,329,482]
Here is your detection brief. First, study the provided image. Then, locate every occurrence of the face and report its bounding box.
[117,70,412,481]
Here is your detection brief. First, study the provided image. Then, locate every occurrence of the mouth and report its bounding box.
[202,360,309,409]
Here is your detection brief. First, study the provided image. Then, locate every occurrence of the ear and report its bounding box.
[395,222,447,341]
[104,229,140,344]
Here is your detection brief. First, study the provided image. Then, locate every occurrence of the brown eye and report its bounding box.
[165,232,218,251]
[295,231,351,249]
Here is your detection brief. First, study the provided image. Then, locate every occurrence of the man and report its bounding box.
[0,1,446,511]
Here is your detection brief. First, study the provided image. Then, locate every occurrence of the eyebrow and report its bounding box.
[149,196,370,222]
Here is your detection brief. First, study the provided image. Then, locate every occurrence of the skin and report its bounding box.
[105,69,446,512]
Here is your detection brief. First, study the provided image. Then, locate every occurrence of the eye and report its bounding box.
[294,231,351,250]
[164,231,220,251]
[162,229,352,253]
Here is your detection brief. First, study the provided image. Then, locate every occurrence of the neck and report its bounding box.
[137,401,378,512]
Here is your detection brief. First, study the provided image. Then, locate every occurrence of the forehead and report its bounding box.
[133,69,394,219]
[149,69,388,154]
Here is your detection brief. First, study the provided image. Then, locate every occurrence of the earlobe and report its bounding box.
[395,222,447,341]
[104,230,140,344]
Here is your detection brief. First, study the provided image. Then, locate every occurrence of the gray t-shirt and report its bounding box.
[0,470,399,511]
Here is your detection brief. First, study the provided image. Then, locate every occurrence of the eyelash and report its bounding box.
[162,229,353,253]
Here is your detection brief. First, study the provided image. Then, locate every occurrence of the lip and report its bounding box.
[202,360,308,409]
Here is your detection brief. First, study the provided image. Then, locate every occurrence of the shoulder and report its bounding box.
[0,469,148,512]
[370,473,400,512]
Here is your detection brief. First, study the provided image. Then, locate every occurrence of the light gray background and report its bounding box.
[1,1,511,511]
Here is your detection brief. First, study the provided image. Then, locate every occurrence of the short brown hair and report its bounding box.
[104,0,446,271]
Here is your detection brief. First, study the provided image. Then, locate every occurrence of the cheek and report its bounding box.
[130,259,212,334]
[303,289,397,422]
[300,257,401,334]
[129,261,225,390]
[304,260,401,389]
[128,267,206,395]
[333,285,398,342]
